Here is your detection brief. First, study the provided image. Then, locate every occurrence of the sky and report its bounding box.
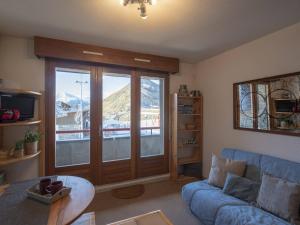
[56,69,161,100]
[55,70,129,100]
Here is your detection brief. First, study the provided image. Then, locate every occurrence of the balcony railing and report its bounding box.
[55,126,163,166]
[56,127,160,135]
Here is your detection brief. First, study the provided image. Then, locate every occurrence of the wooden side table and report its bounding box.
[47,176,95,225]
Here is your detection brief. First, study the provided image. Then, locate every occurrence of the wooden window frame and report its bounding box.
[45,59,170,185]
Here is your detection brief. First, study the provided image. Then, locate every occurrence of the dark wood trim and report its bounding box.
[96,67,103,185]
[252,84,258,129]
[131,71,140,179]
[235,126,300,137]
[45,59,56,176]
[233,71,300,85]
[233,83,239,129]
[89,66,101,185]
[35,36,179,74]
[233,71,300,137]
[164,76,170,173]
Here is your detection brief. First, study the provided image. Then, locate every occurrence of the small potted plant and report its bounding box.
[14,140,24,158]
[24,131,41,155]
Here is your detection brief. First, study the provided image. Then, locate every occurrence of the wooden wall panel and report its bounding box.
[35,37,179,74]
[138,157,168,178]
[102,160,132,184]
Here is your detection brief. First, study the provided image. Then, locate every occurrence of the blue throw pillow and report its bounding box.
[223,173,260,203]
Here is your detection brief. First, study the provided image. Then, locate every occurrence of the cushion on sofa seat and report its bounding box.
[257,174,300,222]
[208,154,246,188]
[182,180,219,205]
[190,189,247,225]
[214,205,291,225]
[223,173,260,203]
[221,148,262,182]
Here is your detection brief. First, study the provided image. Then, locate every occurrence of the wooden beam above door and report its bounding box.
[34,36,179,74]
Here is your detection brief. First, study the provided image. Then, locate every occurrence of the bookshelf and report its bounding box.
[170,93,203,181]
[0,88,45,182]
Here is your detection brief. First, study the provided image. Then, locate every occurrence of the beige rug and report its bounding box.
[87,181,201,225]
[112,184,145,199]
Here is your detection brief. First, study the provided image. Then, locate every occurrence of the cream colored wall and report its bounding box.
[0,35,195,181]
[0,36,45,181]
[196,22,300,177]
[170,63,197,94]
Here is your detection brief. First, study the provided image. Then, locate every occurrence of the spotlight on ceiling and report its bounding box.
[120,0,156,19]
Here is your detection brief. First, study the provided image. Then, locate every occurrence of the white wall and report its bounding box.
[0,35,194,181]
[196,22,300,177]
[0,36,45,182]
[170,62,197,94]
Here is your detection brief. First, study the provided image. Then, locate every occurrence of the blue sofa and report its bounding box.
[182,148,300,225]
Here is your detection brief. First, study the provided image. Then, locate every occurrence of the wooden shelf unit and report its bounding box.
[170,93,203,181]
[0,88,45,182]
[0,88,42,96]
[0,151,41,166]
[0,120,42,127]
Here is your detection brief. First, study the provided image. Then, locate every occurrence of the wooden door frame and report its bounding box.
[45,59,170,185]
[137,71,170,178]
[100,67,136,184]
[45,59,99,183]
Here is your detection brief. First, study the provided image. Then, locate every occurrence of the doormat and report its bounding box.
[112,184,145,199]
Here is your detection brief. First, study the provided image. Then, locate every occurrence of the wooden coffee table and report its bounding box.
[0,176,95,225]
[107,210,173,225]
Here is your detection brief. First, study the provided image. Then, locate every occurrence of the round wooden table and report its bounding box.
[47,176,95,225]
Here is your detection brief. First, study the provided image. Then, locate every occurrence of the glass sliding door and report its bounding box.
[47,61,169,184]
[102,72,131,162]
[55,68,91,167]
[140,76,165,157]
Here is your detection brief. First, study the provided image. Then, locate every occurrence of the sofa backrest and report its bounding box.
[221,148,300,183]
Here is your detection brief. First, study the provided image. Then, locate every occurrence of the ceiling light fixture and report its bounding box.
[120,0,156,19]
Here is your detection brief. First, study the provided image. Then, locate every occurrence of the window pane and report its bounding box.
[140,77,164,157]
[257,84,270,130]
[102,73,131,162]
[239,83,254,128]
[55,68,90,167]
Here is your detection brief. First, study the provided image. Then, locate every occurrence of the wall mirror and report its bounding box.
[233,72,300,137]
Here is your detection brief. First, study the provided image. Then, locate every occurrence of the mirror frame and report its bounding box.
[233,71,300,137]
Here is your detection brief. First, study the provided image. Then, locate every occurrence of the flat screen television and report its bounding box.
[0,93,35,120]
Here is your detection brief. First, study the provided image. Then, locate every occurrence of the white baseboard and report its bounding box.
[95,173,170,193]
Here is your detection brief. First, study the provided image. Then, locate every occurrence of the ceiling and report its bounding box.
[0,0,300,62]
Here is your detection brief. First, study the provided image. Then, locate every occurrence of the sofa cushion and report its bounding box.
[190,188,247,225]
[215,205,290,225]
[182,180,219,205]
[221,148,300,183]
[260,155,300,184]
[208,154,246,188]
[223,173,260,203]
[221,148,262,181]
[257,174,300,222]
